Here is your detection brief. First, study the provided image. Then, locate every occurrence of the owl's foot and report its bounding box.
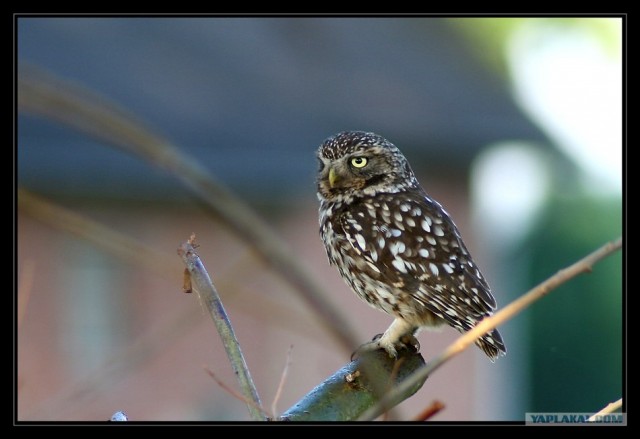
[351,332,420,360]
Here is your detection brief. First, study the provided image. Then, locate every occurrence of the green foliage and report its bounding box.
[448,17,622,77]
[525,193,622,412]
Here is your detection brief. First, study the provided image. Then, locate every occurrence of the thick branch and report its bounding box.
[279,348,427,421]
[177,240,264,421]
[358,237,623,421]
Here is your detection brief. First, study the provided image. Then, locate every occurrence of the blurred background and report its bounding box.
[16,16,623,422]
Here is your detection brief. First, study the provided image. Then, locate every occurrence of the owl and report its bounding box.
[316,131,506,360]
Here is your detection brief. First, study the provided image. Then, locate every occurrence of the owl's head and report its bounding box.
[316,131,418,202]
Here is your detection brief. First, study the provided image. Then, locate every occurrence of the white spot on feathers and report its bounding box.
[389,241,406,256]
[391,258,408,273]
[366,262,381,273]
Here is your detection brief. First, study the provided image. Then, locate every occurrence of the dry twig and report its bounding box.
[588,398,623,422]
[412,400,445,421]
[271,345,294,418]
[204,367,272,419]
[178,239,264,421]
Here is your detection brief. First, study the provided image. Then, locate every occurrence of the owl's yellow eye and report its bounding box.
[350,157,368,168]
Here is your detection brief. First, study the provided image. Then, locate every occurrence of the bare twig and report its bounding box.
[381,357,406,421]
[18,66,359,355]
[204,367,272,419]
[18,188,178,276]
[271,345,294,418]
[588,398,623,422]
[178,239,264,420]
[358,237,623,421]
[412,400,445,421]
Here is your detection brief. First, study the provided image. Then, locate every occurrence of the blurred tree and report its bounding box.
[451,16,624,416]
[525,193,622,412]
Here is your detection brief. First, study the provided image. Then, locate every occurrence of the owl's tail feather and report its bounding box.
[476,328,507,361]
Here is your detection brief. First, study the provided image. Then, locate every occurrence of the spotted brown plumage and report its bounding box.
[316,131,506,360]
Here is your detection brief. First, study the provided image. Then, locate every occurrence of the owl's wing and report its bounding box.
[339,193,497,328]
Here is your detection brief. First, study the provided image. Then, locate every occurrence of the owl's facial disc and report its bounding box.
[316,132,419,201]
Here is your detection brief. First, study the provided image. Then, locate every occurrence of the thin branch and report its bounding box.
[588,398,623,422]
[204,367,273,420]
[358,237,623,421]
[177,239,264,421]
[18,188,178,276]
[271,345,294,418]
[381,357,406,421]
[412,400,445,421]
[18,66,360,355]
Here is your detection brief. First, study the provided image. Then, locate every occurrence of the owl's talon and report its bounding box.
[351,335,421,360]
[399,334,420,353]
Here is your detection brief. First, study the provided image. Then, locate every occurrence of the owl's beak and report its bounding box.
[328,167,338,188]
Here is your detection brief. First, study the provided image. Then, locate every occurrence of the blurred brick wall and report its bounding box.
[17,177,497,421]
